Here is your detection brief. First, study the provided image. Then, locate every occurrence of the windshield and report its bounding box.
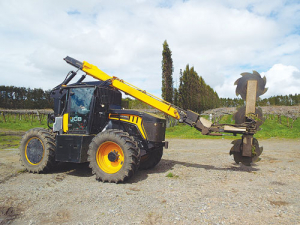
[70,88,94,114]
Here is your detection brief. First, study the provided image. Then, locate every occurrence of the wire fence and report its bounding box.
[0,109,53,125]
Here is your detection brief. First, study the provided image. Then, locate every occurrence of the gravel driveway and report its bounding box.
[1,138,299,225]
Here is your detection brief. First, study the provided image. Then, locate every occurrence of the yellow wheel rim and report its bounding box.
[25,137,45,165]
[96,141,124,174]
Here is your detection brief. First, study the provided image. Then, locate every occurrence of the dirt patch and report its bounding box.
[269,200,290,207]
[0,206,21,225]
[0,138,299,224]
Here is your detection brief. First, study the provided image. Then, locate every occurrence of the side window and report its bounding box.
[69,87,95,132]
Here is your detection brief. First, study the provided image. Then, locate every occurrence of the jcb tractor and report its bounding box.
[19,56,267,183]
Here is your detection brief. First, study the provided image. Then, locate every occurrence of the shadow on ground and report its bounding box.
[49,162,93,178]
[129,159,260,183]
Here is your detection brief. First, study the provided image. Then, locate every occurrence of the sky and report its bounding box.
[0,0,300,99]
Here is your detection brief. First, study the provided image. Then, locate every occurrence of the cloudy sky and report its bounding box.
[1,0,300,99]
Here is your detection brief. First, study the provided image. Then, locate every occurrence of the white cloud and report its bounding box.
[261,64,300,97]
[0,0,299,102]
[215,64,300,99]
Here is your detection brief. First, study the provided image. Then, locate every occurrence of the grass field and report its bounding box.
[0,115,48,149]
[0,113,299,149]
[166,115,300,139]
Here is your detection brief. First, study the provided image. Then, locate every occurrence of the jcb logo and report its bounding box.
[70,116,82,122]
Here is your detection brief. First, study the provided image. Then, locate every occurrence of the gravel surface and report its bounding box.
[0,138,300,225]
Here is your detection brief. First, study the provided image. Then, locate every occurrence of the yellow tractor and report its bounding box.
[19,56,267,183]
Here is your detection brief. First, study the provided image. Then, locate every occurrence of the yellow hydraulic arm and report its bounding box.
[64,56,180,119]
[64,56,251,136]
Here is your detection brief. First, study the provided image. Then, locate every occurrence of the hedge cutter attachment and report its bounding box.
[229,71,268,165]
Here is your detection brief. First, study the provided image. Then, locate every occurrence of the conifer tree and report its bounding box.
[161,40,173,103]
[178,65,220,113]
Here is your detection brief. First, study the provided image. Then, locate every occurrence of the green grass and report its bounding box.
[166,115,300,139]
[0,119,48,131]
[0,133,21,149]
[166,115,237,139]
[166,172,179,178]
[0,115,48,149]
[255,115,300,139]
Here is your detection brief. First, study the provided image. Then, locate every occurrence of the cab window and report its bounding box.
[69,87,95,133]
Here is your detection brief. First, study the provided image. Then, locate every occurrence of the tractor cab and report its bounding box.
[50,81,122,135]
[47,81,123,163]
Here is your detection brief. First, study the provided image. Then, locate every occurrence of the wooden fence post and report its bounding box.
[2,112,6,123]
[36,110,42,124]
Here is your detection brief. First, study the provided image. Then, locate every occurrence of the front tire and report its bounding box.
[19,128,56,173]
[88,129,140,183]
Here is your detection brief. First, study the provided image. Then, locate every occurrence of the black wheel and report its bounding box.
[19,128,56,173]
[139,147,163,170]
[87,129,140,183]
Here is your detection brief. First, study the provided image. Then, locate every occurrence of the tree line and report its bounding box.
[0,86,53,109]
[219,94,300,107]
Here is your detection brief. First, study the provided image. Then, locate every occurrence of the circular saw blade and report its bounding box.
[229,139,252,166]
[234,71,268,100]
[234,106,264,129]
[229,138,263,166]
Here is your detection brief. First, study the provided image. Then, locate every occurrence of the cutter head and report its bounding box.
[234,70,268,100]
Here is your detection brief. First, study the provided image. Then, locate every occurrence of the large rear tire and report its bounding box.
[139,147,163,170]
[19,128,56,173]
[88,129,140,183]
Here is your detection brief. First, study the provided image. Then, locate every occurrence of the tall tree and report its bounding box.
[161,40,173,103]
[179,64,198,111]
[178,65,220,113]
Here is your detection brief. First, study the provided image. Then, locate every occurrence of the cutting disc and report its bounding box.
[229,138,263,166]
[234,71,268,100]
[234,106,264,129]
[230,139,251,166]
[251,138,263,163]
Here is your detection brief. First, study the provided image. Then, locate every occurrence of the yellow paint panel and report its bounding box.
[63,113,69,133]
[109,114,148,140]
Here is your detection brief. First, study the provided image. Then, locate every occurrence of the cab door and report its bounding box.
[67,87,95,134]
